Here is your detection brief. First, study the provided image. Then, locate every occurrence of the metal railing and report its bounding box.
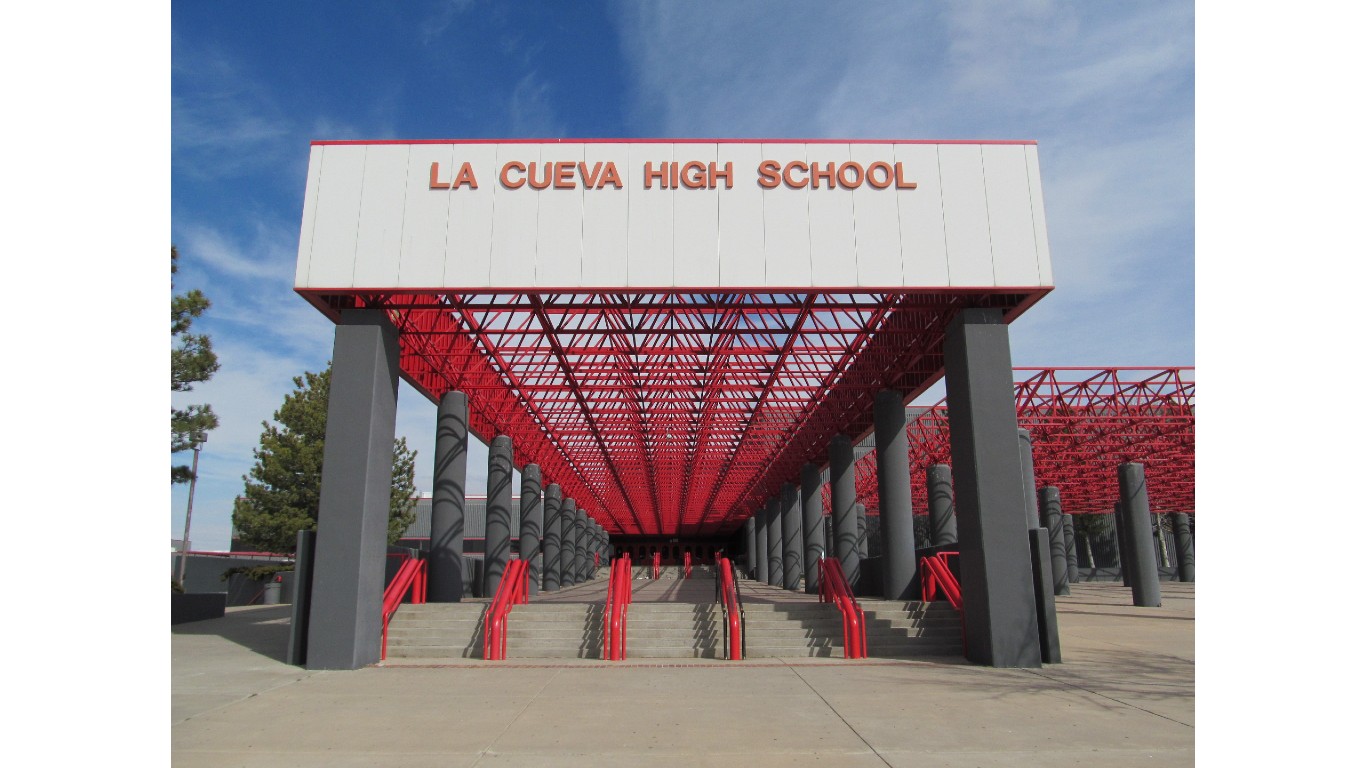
[380,553,428,661]
[603,555,633,660]
[817,556,867,659]
[482,559,529,660]
[920,551,967,656]
[714,557,746,660]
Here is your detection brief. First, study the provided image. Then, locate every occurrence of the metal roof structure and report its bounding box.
[307,289,1044,537]
[842,367,1195,517]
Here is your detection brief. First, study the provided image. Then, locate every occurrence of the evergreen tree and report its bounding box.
[233,365,418,553]
[172,245,220,482]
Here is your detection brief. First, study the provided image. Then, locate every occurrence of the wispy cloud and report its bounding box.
[419,0,480,45]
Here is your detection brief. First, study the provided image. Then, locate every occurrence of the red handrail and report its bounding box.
[652,552,660,579]
[817,557,867,659]
[381,554,428,661]
[919,552,962,609]
[683,551,692,579]
[603,554,632,660]
[716,557,744,660]
[482,559,530,660]
[920,551,968,656]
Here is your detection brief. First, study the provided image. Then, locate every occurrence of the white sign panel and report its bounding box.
[295,140,1052,291]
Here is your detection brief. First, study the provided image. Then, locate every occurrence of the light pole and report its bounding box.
[177,431,206,588]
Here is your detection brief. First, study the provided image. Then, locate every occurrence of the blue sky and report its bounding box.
[171,1,1194,551]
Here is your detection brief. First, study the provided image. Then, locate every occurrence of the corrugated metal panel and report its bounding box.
[401,497,522,540]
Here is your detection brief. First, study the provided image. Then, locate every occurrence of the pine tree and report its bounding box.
[233,365,418,553]
[172,245,220,482]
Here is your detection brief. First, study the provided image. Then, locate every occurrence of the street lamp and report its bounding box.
[176,431,206,588]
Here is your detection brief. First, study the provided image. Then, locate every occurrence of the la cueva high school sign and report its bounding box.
[294,140,1051,294]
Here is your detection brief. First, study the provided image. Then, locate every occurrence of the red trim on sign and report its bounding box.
[309,138,1039,147]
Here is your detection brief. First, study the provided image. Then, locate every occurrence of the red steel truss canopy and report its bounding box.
[300,289,1045,537]
[840,367,1194,519]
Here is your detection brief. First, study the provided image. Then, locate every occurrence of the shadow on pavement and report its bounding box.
[173,605,294,664]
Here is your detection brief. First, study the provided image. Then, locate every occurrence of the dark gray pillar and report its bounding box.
[855,503,869,558]
[1173,513,1195,582]
[1061,513,1079,583]
[830,434,860,588]
[801,464,823,594]
[1028,527,1062,664]
[745,517,758,580]
[874,389,917,601]
[781,482,801,591]
[519,464,542,597]
[1114,502,1131,586]
[1119,463,1162,607]
[560,498,577,585]
[1037,486,1069,597]
[754,508,769,583]
[766,497,783,587]
[306,310,399,670]
[543,484,562,591]
[575,507,588,584]
[1018,429,1040,529]
[927,464,957,546]
[429,390,469,602]
[943,308,1041,668]
[484,435,514,598]
[287,529,315,666]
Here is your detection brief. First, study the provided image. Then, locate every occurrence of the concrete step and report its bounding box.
[744,645,843,657]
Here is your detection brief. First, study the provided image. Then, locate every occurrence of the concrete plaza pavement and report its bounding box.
[172,581,1194,766]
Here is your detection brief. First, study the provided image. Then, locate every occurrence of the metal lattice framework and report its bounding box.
[304,289,1042,536]
[843,367,1194,518]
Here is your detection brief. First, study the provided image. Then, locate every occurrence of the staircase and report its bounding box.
[505,603,604,659]
[861,600,963,657]
[384,602,487,658]
[383,587,963,661]
[741,601,846,657]
[622,602,722,658]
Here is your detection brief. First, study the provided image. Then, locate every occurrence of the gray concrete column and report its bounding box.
[874,389,917,601]
[781,482,801,591]
[745,517,758,580]
[575,507,588,584]
[484,435,514,598]
[754,508,769,583]
[1018,429,1040,529]
[560,498,577,585]
[307,309,400,670]
[1173,513,1195,582]
[1028,527,1062,664]
[801,464,824,594]
[429,390,469,602]
[1114,502,1131,586]
[766,497,783,587]
[1119,463,1162,607]
[943,307,1041,668]
[855,503,869,558]
[927,464,958,546]
[287,529,316,666]
[1062,513,1079,583]
[1037,486,1069,597]
[542,484,562,591]
[519,464,542,597]
[829,434,860,589]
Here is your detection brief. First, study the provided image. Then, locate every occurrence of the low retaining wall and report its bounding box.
[171,593,226,624]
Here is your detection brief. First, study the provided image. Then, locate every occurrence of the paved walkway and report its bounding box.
[173,581,1194,766]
